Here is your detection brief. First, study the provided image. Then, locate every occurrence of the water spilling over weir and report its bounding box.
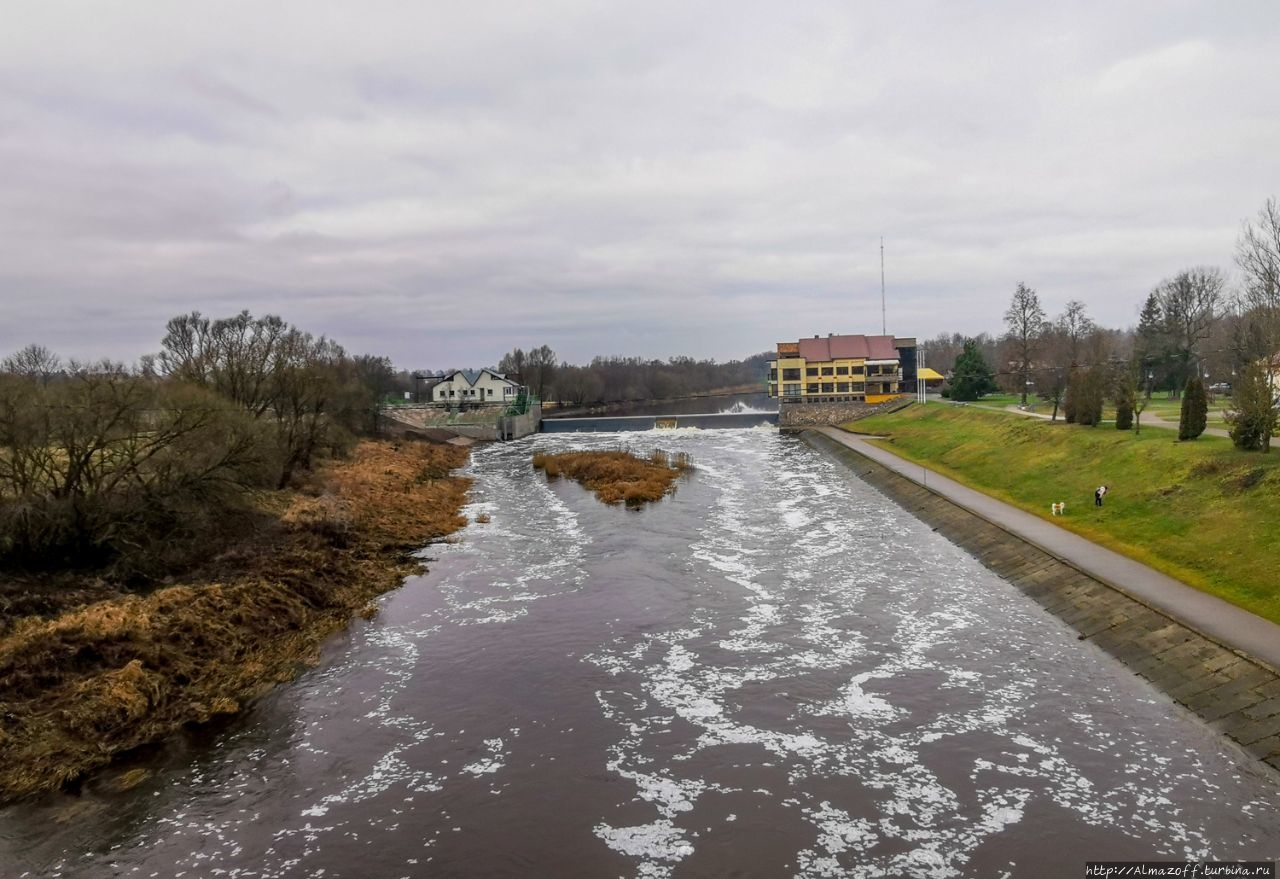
[3,430,1277,877]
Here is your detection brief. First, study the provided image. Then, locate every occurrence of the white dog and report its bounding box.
[1051,502,1065,516]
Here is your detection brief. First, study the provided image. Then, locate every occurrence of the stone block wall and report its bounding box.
[779,398,910,427]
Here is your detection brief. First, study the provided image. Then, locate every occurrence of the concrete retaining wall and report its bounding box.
[802,430,1280,771]
[780,398,909,427]
[541,412,778,432]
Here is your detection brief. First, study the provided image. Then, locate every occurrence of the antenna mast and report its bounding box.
[880,236,886,335]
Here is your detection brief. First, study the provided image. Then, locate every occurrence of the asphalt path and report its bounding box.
[814,426,1280,673]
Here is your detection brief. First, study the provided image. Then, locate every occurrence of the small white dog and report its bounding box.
[1051,502,1065,516]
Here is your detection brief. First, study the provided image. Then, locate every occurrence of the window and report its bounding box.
[769,369,778,381]
[837,382,850,393]
[821,383,834,393]
[821,366,834,376]
[449,390,455,397]
[782,383,801,397]
[806,367,819,377]
[783,368,802,381]
[806,383,819,393]
[836,365,849,375]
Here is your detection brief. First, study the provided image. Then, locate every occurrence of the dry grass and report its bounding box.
[0,439,470,803]
[532,448,691,506]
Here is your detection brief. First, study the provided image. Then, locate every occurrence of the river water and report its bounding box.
[2,429,1278,878]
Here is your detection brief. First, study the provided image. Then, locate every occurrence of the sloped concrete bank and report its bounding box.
[801,429,1280,771]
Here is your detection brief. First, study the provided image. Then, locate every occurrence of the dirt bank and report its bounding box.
[0,440,471,803]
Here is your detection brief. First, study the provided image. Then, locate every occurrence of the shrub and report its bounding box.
[0,369,269,573]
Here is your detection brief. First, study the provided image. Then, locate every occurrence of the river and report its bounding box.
[2,429,1278,878]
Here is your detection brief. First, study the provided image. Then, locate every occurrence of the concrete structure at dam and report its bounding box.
[540,411,779,432]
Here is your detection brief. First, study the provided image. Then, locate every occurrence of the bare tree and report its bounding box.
[1057,300,1096,365]
[1155,267,1223,395]
[1003,283,1046,405]
[1,344,62,383]
[1235,196,1280,370]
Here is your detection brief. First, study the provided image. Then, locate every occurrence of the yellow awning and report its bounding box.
[917,367,945,381]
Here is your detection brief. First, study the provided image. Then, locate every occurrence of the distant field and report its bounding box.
[845,404,1280,625]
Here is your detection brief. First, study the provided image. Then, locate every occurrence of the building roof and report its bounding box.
[441,368,513,386]
[797,334,899,362]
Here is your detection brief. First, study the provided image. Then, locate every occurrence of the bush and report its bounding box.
[0,369,269,573]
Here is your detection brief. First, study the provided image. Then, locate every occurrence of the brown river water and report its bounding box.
[2,429,1278,878]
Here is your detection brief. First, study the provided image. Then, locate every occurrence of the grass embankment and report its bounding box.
[0,440,470,803]
[845,405,1280,624]
[533,449,691,506]
[968,391,1231,429]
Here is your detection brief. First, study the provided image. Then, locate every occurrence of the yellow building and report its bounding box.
[767,334,914,404]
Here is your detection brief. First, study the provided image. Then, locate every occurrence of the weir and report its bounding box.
[539,411,779,432]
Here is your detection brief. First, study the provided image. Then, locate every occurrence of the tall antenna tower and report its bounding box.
[880,237,886,335]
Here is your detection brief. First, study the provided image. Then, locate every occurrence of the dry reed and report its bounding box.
[0,439,471,803]
[532,448,691,506]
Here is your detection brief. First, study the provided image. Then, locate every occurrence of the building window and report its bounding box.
[782,383,801,397]
[806,383,819,393]
[837,382,850,393]
[806,367,819,377]
[821,366,834,376]
[821,383,834,393]
[836,366,849,375]
[769,369,778,381]
[783,368,802,381]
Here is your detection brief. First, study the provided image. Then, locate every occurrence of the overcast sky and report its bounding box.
[2,1,1276,369]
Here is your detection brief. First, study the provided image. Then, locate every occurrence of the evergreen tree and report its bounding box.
[949,338,997,401]
[1178,375,1208,440]
[1134,291,1165,398]
[1063,368,1079,423]
[1114,370,1136,430]
[1226,361,1277,452]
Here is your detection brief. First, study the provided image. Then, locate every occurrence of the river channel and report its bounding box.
[2,429,1278,878]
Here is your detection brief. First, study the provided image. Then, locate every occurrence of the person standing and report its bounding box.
[1094,485,1108,507]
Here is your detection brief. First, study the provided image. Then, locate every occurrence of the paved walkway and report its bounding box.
[813,426,1280,672]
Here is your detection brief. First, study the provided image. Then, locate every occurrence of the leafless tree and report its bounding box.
[1003,283,1046,405]
[1056,300,1096,365]
[1235,197,1280,368]
[1154,267,1223,394]
[1,344,62,383]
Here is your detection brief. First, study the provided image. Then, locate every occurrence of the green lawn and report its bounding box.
[844,404,1280,625]
[956,392,1231,430]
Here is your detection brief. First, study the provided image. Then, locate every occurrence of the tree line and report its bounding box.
[922,197,1279,452]
[435,347,773,407]
[0,311,399,575]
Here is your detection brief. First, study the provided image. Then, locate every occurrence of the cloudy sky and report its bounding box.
[2,1,1276,369]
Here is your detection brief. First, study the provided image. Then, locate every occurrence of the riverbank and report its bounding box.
[0,439,471,803]
[846,403,1280,624]
[803,428,1280,771]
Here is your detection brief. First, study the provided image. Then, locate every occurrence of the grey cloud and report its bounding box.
[2,1,1278,369]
